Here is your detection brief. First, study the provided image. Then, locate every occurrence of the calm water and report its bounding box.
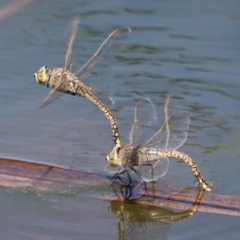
[0,0,240,239]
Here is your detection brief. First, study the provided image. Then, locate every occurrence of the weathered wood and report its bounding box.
[0,157,239,217]
[136,185,240,217]
[0,157,105,193]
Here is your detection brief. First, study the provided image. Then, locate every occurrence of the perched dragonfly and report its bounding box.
[34,17,131,160]
[105,98,211,191]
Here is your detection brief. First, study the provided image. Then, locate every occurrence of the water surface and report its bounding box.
[0,0,240,239]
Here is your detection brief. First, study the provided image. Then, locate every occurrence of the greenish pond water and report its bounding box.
[0,0,240,239]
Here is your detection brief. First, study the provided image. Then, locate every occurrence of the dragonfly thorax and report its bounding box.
[119,145,142,168]
[46,68,87,96]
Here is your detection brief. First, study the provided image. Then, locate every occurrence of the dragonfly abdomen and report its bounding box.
[160,150,211,191]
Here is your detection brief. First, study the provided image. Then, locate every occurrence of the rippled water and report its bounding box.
[0,0,240,239]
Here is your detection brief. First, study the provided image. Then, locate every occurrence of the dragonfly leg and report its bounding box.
[130,164,157,197]
[131,163,155,181]
[111,170,132,187]
[120,184,132,200]
[145,181,157,199]
[110,172,122,186]
[124,169,132,186]
[111,179,133,200]
[111,182,121,199]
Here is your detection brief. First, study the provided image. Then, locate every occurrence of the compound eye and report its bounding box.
[33,66,48,85]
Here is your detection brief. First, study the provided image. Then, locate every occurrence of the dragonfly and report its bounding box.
[34,17,131,160]
[105,98,211,191]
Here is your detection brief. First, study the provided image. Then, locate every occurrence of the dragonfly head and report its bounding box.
[106,148,119,166]
[34,66,51,85]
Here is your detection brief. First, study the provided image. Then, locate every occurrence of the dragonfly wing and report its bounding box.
[104,164,120,174]
[75,27,131,82]
[65,16,80,70]
[35,89,63,110]
[145,111,190,150]
[129,98,158,146]
[36,17,80,110]
[136,157,169,182]
[90,88,114,105]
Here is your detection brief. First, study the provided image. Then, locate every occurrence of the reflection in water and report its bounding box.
[109,187,204,240]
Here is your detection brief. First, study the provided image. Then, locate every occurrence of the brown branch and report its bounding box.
[0,157,239,217]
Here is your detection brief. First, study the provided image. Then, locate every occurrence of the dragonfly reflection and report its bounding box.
[109,187,204,240]
[34,17,131,160]
[105,98,211,191]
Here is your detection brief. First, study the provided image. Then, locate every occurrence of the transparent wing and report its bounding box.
[36,87,113,110]
[74,26,131,105]
[126,225,150,240]
[36,18,80,110]
[145,111,190,150]
[90,88,114,105]
[129,98,158,146]
[36,90,63,110]
[126,223,169,240]
[37,26,130,110]
[104,164,120,174]
[65,16,80,70]
[75,27,131,80]
[136,157,169,182]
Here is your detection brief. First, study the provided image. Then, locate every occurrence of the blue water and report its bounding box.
[0,0,240,239]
